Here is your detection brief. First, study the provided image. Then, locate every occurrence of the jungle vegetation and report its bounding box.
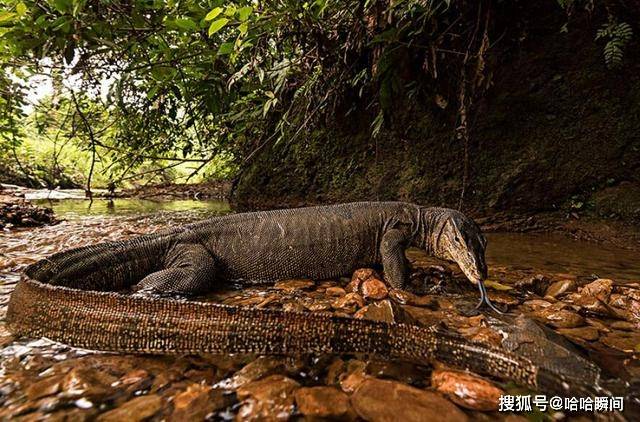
[0,0,637,195]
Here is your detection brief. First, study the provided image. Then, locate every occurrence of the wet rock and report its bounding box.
[581,278,613,302]
[458,325,504,347]
[62,368,117,399]
[274,279,315,291]
[557,326,599,342]
[389,289,438,308]
[294,387,354,419]
[96,395,162,422]
[26,375,63,400]
[354,300,411,324]
[515,274,550,296]
[172,384,230,420]
[339,360,368,393]
[325,357,345,385]
[351,378,468,422]
[601,331,640,353]
[568,292,611,316]
[325,286,346,297]
[431,369,503,411]
[216,356,284,389]
[348,268,382,294]
[366,361,429,385]
[544,279,577,299]
[611,321,637,331]
[236,375,300,421]
[522,299,553,312]
[486,292,520,306]
[585,318,610,332]
[361,278,389,300]
[304,299,333,312]
[536,307,585,328]
[332,293,365,313]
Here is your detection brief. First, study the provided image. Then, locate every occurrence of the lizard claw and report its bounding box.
[475,280,506,314]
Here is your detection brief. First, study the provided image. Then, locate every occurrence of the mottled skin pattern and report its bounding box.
[22,202,489,297]
[5,202,608,398]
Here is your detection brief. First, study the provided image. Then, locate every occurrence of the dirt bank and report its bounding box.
[233,2,640,236]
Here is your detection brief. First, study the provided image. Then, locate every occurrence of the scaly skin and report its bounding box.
[5,202,602,396]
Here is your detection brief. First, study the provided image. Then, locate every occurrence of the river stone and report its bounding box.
[389,289,438,307]
[171,384,228,420]
[431,369,503,411]
[273,279,315,291]
[26,375,63,400]
[544,279,577,299]
[294,387,353,419]
[581,279,613,302]
[236,375,300,421]
[325,286,346,297]
[332,293,365,313]
[557,326,599,342]
[351,379,468,422]
[361,278,389,300]
[537,308,585,328]
[354,300,408,323]
[601,331,640,353]
[96,395,163,422]
[217,356,284,389]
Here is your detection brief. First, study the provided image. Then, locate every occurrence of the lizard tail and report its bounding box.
[24,234,174,291]
[9,277,538,389]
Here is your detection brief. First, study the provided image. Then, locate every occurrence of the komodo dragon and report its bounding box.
[5,202,616,399]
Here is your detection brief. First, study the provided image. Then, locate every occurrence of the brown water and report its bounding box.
[1,198,639,420]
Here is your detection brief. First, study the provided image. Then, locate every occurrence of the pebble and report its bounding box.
[236,375,300,420]
[273,279,315,291]
[544,279,577,299]
[351,378,468,422]
[325,286,346,297]
[361,278,389,300]
[389,289,438,307]
[581,278,613,301]
[294,386,354,419]
[557,326,600,341]
[537,308,585,328]
[332,292,365,313]
[431,369,504,411]
[96,395,163,422]
[171,384,229,420]
[354,300,400,323]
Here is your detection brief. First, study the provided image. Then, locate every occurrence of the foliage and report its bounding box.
[0,0,637,190]
[596,21,633,68]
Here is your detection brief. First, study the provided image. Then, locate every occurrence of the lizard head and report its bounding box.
[430,210,488,284]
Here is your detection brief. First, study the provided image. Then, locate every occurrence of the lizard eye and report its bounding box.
[454,236,461,243]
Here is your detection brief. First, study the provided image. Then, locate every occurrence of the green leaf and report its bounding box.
[0,12,15,24]
[174,18,197,31]
[237,6,252,21]
[16,2,27,16]
[208,18,229,36]
[217,41,234,55]
[205,7,223,21]
[238,22,248,35]
[52,0,71,13]
[484,280,513,291]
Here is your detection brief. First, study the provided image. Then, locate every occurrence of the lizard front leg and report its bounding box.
[379,229,411,290]
[133,243,217,295]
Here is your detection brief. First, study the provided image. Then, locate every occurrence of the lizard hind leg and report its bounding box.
[133,243,217,295]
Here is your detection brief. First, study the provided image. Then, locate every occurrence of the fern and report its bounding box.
[596,21,633,68]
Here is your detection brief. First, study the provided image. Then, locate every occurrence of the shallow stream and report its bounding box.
[0,198,639,420]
